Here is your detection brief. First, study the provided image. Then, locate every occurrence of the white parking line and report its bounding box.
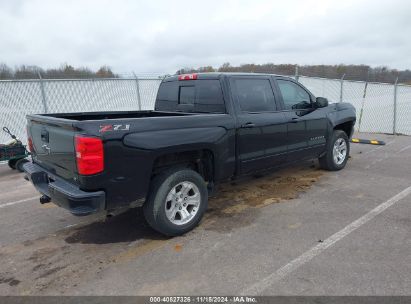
[241,185,411,295]
[0,196,38,208]
[397,144,411,154]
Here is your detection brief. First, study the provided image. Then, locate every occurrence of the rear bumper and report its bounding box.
[23,162,105,216]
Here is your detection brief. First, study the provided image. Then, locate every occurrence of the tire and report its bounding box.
[319,130,350,171]
[143,168,208,236]
[8,159,18,170]
[15,158,29,172]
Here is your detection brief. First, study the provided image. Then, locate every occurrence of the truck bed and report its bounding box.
[26,109,230,186]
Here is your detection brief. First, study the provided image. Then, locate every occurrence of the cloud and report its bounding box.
[0,0,410,74]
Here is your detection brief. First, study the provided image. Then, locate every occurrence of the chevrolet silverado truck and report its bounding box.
[24,73,356,236]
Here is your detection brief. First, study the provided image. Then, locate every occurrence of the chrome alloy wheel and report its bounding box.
[333,138,347,165]
[165,181,201,225]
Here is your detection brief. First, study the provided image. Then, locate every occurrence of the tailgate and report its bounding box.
[27,116,78,181]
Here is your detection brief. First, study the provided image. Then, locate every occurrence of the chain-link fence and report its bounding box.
[0,73,410,144]
[298,76,410,135]
[0,77,162,143]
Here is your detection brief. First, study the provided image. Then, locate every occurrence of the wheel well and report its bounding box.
[152,150,214,183]
[334,121,354,138]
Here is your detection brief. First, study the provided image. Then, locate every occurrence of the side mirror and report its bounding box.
[315,97,329,108]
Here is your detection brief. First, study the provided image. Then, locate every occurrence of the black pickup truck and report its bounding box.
[24,73,356,236]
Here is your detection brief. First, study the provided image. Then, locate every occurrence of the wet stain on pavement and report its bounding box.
[203,163,323,232]
[0,275,21,286]
[114,239,169,263]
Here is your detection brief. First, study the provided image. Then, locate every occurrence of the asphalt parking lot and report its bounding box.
[0,132,410,296]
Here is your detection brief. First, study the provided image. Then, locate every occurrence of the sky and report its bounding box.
[1,0,410,75]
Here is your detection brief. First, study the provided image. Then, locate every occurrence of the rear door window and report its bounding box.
[233,78,277,112]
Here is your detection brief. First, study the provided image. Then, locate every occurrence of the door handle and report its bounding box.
[289,118,300,123]
[241,122,256,128]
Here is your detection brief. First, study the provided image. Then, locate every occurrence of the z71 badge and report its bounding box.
[99,124,130,133]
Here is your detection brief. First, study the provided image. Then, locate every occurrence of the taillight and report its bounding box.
[75,135,104,175]
[28,138,34,153]
[178,73,197,81]
[26,125,34,153]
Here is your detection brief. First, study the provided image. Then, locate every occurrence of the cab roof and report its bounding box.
[163,72,294,82]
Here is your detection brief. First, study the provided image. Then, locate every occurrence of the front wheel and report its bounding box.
[319,130,350,171]
[143,168,208,236]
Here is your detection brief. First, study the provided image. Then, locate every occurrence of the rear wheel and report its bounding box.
[143,168,208,236]
[15,158,29,172]
[319,130,349,171]
[8,159,17,170]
